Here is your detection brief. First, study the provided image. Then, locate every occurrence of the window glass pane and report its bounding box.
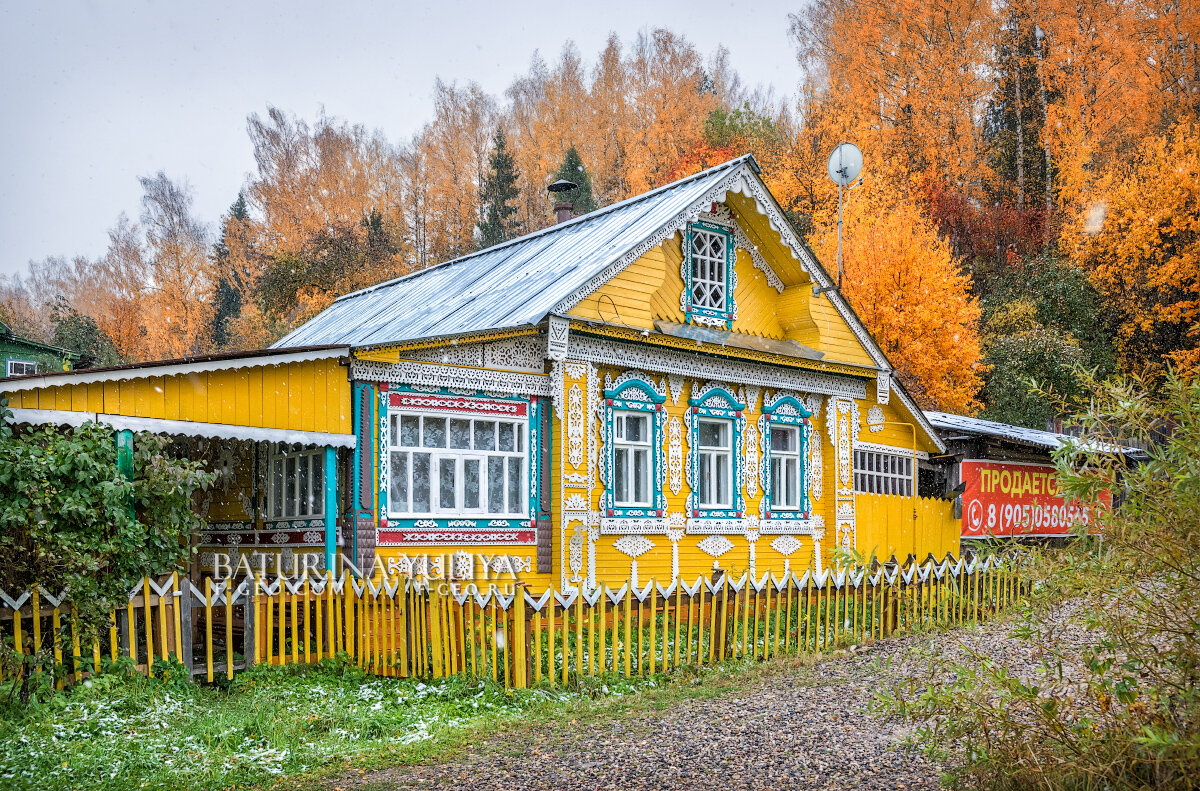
[771,426,795,452]
[412,453,431,512]
[614,447,628,503]
[449,418,471,449]
[699,420,726,448]
[464,458,480,509]
[474,421,496,451]
[700,453,712,504]
[516,423,524,453]
[716,452,728,505]
[633,448,647,503]
[390,452,408,512]
[389,414,398,446]
[272,458,284,519]
[626,414,647,443]
[439,458,456,510]
[423,417,446,448]
[498,422,515,452]
[771,457,782,505]
[488,457,504,513]
[311,453,324,516]
[285,456,297,517]
[298,456,309,515]
[400,415,420,447]
[507,458,522,514]
[785,458,797,507]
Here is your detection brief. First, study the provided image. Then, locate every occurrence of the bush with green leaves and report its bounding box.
[875,371,1200,790]
[0,400,216,700]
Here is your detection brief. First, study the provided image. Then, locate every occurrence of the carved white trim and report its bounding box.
[743,421,759,499]
[548,315,570,361]
[569,336,865,400]
[613,534,654,558]
[686,517,744,535]
[567,383,584,468]
[867,405,885,433]
[667,374,685,405]
[876,370,891,405]
[771,534,802,557]
[564,492,589,512]
[697,535,734,558]
[853,440,930,460]
[601,517,668,535]
[353,359,551,396]
[402,336,545,374]
[667,416,683,496]
[761,518,815,535]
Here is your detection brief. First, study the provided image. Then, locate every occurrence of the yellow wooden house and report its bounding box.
[0,155,956,591]
[274,154,956,590]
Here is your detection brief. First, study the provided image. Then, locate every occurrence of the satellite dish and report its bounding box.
[827,142,863,186]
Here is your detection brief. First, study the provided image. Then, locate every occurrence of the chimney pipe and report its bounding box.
[547,178,578,224]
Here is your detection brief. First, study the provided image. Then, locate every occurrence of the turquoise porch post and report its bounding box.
[324,446,337,573]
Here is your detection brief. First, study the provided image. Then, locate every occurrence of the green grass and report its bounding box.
[0,653,816,791]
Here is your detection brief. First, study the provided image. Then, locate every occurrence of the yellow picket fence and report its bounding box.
[0,554,1023,689]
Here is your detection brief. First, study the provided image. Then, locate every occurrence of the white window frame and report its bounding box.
[853,449,913,496]
[387,411,527,519]
[689,227,728,311]
[770,424,802,510]
[6,359,37,377]
[267,446,325,520]
[612,410,653,508]
[697,418,734,509]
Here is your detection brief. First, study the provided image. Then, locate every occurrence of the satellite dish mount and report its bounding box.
[814,142,863,297]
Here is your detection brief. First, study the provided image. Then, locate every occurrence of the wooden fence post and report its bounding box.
[179,575,194,677]
[243,578,257,670]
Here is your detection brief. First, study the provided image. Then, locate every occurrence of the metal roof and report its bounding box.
[273,156,753,349]
[925,411,1076,450]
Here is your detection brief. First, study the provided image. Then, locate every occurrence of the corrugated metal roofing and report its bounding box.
[925,411,1075,450]
[273,156,752,349]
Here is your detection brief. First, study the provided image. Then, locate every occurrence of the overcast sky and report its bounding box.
[0,1,805,279]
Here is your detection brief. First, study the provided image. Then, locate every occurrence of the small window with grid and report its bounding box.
[853,449,913,496]
[689,227,727,311]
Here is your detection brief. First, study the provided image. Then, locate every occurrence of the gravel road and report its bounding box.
[340,616,1081,791]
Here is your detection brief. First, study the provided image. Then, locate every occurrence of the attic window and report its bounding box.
[682,222,735,328]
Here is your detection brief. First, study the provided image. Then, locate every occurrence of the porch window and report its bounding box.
[613,411,652,507]
[268,446,325,519]
[697,418,733,509]
[388,413,526,517]
[770,425,801,509]
[854,449,912,496]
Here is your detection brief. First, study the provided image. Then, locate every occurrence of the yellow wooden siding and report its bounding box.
[568,200,882,368]
[855,493,960,562]
[6,358,352,434]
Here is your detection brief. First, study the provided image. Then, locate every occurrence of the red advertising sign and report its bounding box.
[960,459,1109,538]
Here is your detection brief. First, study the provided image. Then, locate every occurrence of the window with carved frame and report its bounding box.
[762,395,812,520]
[682,222,736,328]
[602,378,666,519]
[686,386,745,520]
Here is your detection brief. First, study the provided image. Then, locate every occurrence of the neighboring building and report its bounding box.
[1,156,960,589]
[926,411,1112,541]
[0,320,78,378]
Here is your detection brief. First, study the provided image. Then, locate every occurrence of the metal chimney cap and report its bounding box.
[548,179,578,193]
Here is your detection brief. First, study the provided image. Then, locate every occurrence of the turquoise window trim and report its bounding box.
[602,378,667,519]
[378,385,538,534]
[686,386,745,519]
[682,221,736,329]
[762,396,813,520]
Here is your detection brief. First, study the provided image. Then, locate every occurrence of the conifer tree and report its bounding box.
[478,128,520,249]
[552,146,597,216]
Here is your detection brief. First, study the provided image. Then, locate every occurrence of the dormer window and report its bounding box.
[682,222,736,328]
